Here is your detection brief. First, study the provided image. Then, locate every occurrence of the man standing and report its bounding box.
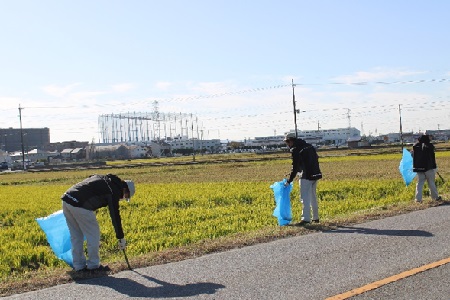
[412,134,442,203]
[61,173,135,272]
[284,133,322,225]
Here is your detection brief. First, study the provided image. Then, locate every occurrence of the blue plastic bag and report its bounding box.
[399,148,416,186]
[36,210,73,267]
[270,179,292,226]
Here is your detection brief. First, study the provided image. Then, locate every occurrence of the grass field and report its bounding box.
[1,146,449,295]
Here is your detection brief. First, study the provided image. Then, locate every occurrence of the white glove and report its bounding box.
[118,238,126,250]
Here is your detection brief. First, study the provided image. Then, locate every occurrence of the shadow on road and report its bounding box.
[76,270,225,298]
[325,226,433,237]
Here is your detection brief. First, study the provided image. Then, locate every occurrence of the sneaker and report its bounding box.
[88,265,111,273]
[311,219,320,223]
[436,196,443,201]
[297,220,310,226]
[415,199,422,203]
[74,267,88,273]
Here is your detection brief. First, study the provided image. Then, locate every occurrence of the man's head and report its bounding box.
[418,134,430,143]
[123,180,135,202]
[284,132,296,147]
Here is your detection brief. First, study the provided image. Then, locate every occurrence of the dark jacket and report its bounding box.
[412,141,437,172]
[287,139,322,183]
[61,174,126,239]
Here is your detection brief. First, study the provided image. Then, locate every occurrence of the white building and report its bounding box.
[284,127,361,146]
[10,149,58,163]
[89,141,170,159]
[166,136,222,153]
[245,136,285,148]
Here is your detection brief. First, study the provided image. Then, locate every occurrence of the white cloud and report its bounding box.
[41,83,82,97]
[185,81,238,96]
[155,81,172,90]
[111,83,136,93]
[333,68,427,84]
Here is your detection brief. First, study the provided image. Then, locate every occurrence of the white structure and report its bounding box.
[128,145,151,158]
[245,136,285,147]
[166,136,222,153]
[9,149,58,163]
[90,141,170,159]
[285,127,361,146]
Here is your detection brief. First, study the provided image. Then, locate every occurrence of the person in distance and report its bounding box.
[284,132,322,225]
[412,134,442,203]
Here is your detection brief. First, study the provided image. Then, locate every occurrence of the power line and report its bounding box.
[1,77,449,113]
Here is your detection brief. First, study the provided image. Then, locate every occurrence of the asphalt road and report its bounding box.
[5,204,450,300]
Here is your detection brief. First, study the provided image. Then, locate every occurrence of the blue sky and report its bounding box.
[1,0,449,143]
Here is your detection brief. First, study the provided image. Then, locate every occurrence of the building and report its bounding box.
[9,148,59,167]
[43,140,89,152]
[0,127,50,152]
[0,150,13,169]
[244,136,285,148]
[425,130,450,142]
[166,136,222,153]
[283,127,361,146]
[88,141,170,159]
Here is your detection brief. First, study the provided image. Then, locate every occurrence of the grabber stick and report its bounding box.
[123,249,132,270]
[436,171,445,183]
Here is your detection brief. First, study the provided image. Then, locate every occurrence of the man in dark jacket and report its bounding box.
[412,134,441,202]
[284,133,322,225]
[61,174,135,272]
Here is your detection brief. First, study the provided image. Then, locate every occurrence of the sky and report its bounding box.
[1,0,450,144]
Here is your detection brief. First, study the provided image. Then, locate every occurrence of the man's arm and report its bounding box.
[107,195,124,239]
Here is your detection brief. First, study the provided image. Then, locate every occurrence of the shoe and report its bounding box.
[88,265,111,273]
[435,196,442,201]
[311,219,320,223]
[297,220,310,226]
[415,199,422,203]
[74,267,88,273]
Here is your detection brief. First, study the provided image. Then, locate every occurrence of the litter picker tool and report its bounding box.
[436,171,445,183]
[123,249,132,270]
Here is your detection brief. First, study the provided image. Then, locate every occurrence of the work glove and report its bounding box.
[118,238,127,250]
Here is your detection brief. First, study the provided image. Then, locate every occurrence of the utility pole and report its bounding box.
[292,79,298,138]
[399,104,404,150]
[18,104,26,170]
[191,114,195,161]
[346,108,351,143]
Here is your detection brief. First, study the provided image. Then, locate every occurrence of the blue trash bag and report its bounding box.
[36,210,73,267]
[270,179,293,226]
[399,148,417,186]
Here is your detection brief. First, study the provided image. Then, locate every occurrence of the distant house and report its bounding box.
[60,149,73,160]
[128,145,149,158]
[59,148,85,160]
[71,148,86,160]
[91,142,168,159]
[9,149,58,163]
[347,137,371,148]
